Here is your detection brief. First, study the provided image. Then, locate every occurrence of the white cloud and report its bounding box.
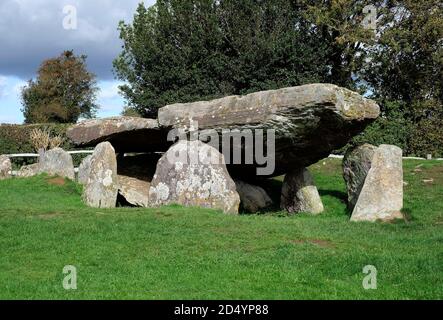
[0,0,156,79]
[0,76,7,97]
[13,81,27,96]
[98,81,123,100]
[96,80,126,114]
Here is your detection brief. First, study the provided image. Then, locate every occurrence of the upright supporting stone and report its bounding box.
[280,168,324,214]
[148,140,240,214]
[77,155,92,185]
[0,155,12,180]
[351,145,404,222]
[39,147,75,180]
[83,142,118,208]
[343,144,377,210]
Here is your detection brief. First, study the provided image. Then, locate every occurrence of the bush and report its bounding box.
[0,123,88,168]
[337,100,443,158]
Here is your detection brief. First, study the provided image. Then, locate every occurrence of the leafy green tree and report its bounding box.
[361,0,443,156]
[114,0,442,156]
[113,0,373,117]
[21,50,99,124]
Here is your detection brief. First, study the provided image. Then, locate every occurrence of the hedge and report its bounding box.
[0,123,88,168]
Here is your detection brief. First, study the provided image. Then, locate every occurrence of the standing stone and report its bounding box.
[39,148,75,180]
[83,142,118,208]
[77,155,92,185]
[351,145,404,222]
[343,144,377,210]
[235,180,273,213]
[281,168,324,214]
[148,140,240,214]
[0,155,12,180]
[17,163,40,178]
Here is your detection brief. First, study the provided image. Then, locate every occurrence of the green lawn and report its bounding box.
[0,159,442,299]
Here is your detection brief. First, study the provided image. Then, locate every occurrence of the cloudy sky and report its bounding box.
[0,0,156,124]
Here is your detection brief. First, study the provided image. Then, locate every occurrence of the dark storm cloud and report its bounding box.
[0,0,155,80]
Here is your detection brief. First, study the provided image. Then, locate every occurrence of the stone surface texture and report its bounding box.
[350,144,404,222]
[148,140,240,214]
[280,167,324,214]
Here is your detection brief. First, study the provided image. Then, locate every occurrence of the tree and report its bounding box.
[21,50,99,123]
[113,0,373,118]
[361,0,443,156]
[114,0,442,156]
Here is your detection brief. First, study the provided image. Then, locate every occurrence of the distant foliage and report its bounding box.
[29,128,51,152]
[121,106,142,118]
[21,50,99,124]
[29,128,65,152]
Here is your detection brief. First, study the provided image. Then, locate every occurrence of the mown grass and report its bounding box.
[0,159,442,299]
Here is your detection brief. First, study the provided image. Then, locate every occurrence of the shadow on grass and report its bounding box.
[318,189,351,216]
[318,189,347,203]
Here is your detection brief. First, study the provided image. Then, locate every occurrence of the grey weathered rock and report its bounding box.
[159,84,380,177]
[235,180,273,213]
[118,175,150,207]
[116,153,160,207]
[83,142,118,208]
[343,144,377,210]
[67,116,168,153]
[16,163,40,178]
[148,140,240,214]
[351,145,404,222]
[0,155,12,180]
[281,168,324,214]
[39,148,75,180]
[77,155,92,185]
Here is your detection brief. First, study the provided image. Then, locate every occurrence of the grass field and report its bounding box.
[0,158,442,299]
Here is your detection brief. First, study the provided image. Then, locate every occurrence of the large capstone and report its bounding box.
[0,155,11,180]
[82,142,118,208]
[39,148,75,180]
[67,84,380,179]
[159,84,380,177]
[148,140,240,214]
[280,167,324,214]
[350,145,404,222]
[343,144,377,210]
[66,116,168,153]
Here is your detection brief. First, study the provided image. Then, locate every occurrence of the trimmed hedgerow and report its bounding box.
[0,123,88,168]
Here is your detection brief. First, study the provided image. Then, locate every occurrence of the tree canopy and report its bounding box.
[114,0,442,156]
[21,50,99,124]
[113,0,375,117]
